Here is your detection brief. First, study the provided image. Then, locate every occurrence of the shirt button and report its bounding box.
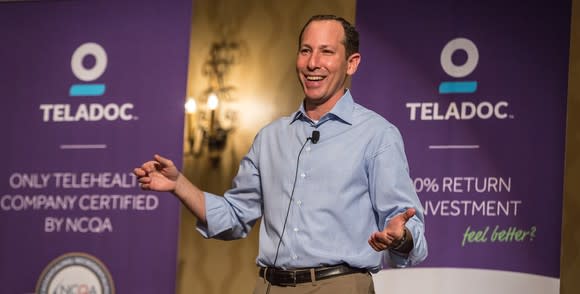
[292,255,298,260]
[305,146,311,152]
[296,200,302,206]
[293,227,299,232]
[300,173,306,178]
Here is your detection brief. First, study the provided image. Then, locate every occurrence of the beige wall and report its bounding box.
[177,1,355,293]
[560,0,580,293]
[177,0,580,293]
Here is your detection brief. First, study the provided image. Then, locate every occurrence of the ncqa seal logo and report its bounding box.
[36,252,115,294]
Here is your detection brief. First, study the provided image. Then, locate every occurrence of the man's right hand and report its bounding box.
[134,154,207,223]
[134,154,180,192]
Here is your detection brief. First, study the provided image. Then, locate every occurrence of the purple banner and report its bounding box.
[354,0,569,279]
[0,1,191,293]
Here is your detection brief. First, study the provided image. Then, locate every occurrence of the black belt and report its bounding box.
[259,264,368,286]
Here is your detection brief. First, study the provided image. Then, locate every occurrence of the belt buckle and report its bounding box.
[289,270,297,286]
[278,270,297,287]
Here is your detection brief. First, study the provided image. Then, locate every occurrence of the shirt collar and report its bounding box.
[290,89,354,125]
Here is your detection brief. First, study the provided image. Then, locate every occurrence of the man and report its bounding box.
[134,15,427,294]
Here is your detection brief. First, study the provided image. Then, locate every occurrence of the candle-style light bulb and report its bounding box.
[185,98,197,113]
[207,93,219,110]
[184,97,198,155]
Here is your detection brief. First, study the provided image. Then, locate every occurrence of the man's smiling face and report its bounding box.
[296,20,357,107]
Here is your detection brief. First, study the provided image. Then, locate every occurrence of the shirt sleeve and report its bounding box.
[195,135,263,240]
[368,125,428,267]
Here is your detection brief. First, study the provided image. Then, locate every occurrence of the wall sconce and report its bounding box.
[185,41,240,167]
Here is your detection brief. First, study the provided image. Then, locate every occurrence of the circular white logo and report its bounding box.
[71,42,108,81]
[440,38,479,78]
[36,252,115,294]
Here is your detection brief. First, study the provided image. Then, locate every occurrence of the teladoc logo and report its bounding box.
[69,42,108,96]
[405,37,511,121]
[438,38,479,94]
[39,42,136,122]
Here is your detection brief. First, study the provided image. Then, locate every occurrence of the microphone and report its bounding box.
[311,130,320,144]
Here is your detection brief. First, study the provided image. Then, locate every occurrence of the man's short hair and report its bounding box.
[298,14,360,59]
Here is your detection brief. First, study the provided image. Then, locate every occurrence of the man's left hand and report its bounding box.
[368,208,415,252]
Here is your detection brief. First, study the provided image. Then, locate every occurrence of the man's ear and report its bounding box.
[346,53,361,76]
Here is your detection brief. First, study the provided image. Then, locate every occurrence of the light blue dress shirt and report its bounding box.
[197,90,427,271]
